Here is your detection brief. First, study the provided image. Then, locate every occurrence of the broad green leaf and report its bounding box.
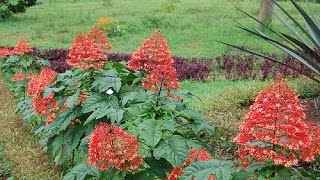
[85,108,124,125]
[101,69,119,77]
[48,108,81,135]
[82,94,119,113]
[52,134,71,165]
[190,121,218,137]
[179,109,204,121]
[181,160,234,180]
[109,109,124,124]
[66,90,80,108]
[64,126,85,150]
[91,76,122,93]
[43,86,65,97]
[63,163,100,180]
[138,120,163,148]
[153,135,188,166]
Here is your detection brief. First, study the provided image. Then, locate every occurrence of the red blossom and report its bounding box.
[234,78,319,167]
[46,113,58,125]
[12,72,25,81]
[167,167,184,180]
[88,122,143,171]
[32,93,59,117]
[167,148,212,180]
[0,48,12,58]
[184,148,212,166]
[12,38,33,56]
[27,68,57,97]
[128,30,180,91]
[67,33,108,69]
[87,26,112,51]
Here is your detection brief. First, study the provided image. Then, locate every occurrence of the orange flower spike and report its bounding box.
[128,30,173,72]
[0,48,12,58]
[88,122,143,171]
[128,30,180,91]
[12,38,33,56]
[67,33,107,69]
[88,26,112,51]
[234,78,318,167]
[12,72,25,81]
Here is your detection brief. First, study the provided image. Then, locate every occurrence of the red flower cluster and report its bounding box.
[234,78,320,167]
[168,167,184,180]
[88,122,143,171]
[67,27,111,69]
[12,38,33,56]
[87,26,112,51]
[0,48,12,58]
[27,68,59,125]
[168,148,212,180]
[27,67,57,97]
[12,72,25,81]
[183,148,212,166]
[32,93,58,116]
[128,30,180,92]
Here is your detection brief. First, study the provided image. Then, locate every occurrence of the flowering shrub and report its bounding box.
[234,78,320,167]
[0,30,218,179]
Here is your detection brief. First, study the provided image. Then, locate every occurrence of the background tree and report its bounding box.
[0,0,37,20]
[257,0,275,30]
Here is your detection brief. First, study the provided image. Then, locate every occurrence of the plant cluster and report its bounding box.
[0,29,224,179]
[6,47,213,81]
[215,53,314,81]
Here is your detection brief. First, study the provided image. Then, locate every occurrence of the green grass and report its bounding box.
[0,0,319,57]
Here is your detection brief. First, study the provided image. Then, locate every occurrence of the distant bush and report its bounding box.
[0,0,37,20]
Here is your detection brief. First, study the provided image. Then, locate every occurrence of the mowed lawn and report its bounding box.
[1,0,319,57]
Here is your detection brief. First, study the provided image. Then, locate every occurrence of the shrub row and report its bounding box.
[1,46,313,81]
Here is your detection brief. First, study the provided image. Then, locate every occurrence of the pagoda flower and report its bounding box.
[234,78,320,167]
[0,48,12,58]
[67,33,107,69]
[12,38,33,56]
[88,122,143,171]
[127,30,180,98]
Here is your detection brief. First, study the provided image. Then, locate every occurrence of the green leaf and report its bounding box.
[43,86,65,97]
[66,90,80,108]
[82,94,119,113]
[190,121,218,137]
[153,135,188,166]
[85,108,124,125]
[64,126,85,150]
[91,76,122,93]
[181,160,234,180]
[63,163,100,180]
[20,57,33,69]
[109,109,124,124]
[138,119,163,148]
[47,108,81,135]
[232,169,255,180]
[52,134,71,165]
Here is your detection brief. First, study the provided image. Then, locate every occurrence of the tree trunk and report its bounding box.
[257,0,275,30]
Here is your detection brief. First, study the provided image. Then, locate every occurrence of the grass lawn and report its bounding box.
[1,0,319,57]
